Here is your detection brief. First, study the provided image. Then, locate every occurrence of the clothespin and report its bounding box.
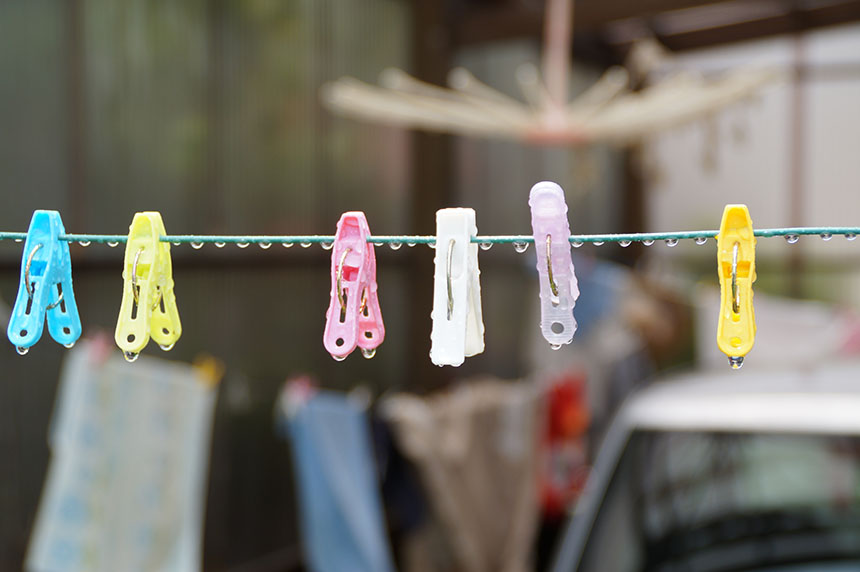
[7,210,81,353]
[430,208,484,366]
[529,181,580,349]
[323,212,384,360]
[716,204,756,369]
[115,212,181,362]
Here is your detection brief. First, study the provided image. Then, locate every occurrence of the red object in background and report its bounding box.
[540,373,591,519]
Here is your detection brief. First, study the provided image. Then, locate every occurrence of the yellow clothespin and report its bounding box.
[716,204,756,369]
[115,212,181,362]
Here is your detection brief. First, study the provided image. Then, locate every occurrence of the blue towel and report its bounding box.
[285,392,395,572]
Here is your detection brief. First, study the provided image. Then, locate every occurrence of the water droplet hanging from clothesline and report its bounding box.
[643,239,655,246]
[785,235,799,244]
[78,241,91,247]
[237,242,250,249]
[190,242,204,250]
[665,238,679,247]
[695,237,708,245]
[513,241,529,253]
[479,242,492,251]
[259,242,272,250]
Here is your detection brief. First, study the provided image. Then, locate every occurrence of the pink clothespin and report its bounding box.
[529,181,579,349]
[323,212,384,361]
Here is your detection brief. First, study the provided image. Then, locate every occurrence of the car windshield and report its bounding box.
[576,431,860,572]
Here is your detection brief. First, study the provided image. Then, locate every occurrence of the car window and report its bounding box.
[575,431,860,572]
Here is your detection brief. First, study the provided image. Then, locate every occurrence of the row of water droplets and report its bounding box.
[56,233,858,251]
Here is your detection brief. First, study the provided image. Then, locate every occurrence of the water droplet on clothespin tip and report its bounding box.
[728,356,744,370]
[215,242,226,248]
[389,242,403,250]
[300,242,312,249]
[332,354,347,362]
[190,242,204,250]
[549,343,563,351]
[643,239,655,246]
[847,233,857,241]
[78,241,91,247]
[123,351,140,363]
[16,346,29,356]
[64,342,75,349]
[237,242,250,249]
[665,238,679,247]
[695,237,708,245]
[820,233,833,241]
[321,242,333,250]
[361,347,376,359]
[107,241,119,248]
[159,343,175,351]
[513,241,529,253]
[785,235,799,244]
[619,240,632,248]
[479,242,493,251]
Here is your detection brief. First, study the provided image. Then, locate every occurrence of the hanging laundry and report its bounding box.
[278,381,396,572]
[26,339,218,572]
[381,379,540,572]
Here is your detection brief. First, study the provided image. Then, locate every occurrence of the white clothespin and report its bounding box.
[430,208,484,366]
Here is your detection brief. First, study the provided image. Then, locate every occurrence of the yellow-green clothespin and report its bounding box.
[716,204,756,369]
[115,212,181,362]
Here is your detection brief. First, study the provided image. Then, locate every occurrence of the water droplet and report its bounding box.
[64,342,75,349]
[107,241,119,248]
[643,239,655,246]
[572,241,583,248]
[300,242,312,249]
[215,242,226,248]
[479,242,493,251]
[847,233,857,241]
[332,354,347,362]
[361,347,376,359]
[406,242,416,248]
[16,346,29,356]
[619,240,632,247]
[695,237,708,245]
[427,242,436,249]
[665,238,679,247]
[728,356,744,370]
[259,242,272,249]
[321,242,333,250]
[389,242,403,250]
[513,241,529,253]
[820,233,833,241]
[237,242,250,249]
[14,238,23,243]
[172,242,181,246]
[282,242,294,248]
[549,343,563,351]
[123,351,139,363]
[158,343,175,351]
[593,241,604,247]
[785,235,799,244]
[78,241,91,247]
[190,242,204,250]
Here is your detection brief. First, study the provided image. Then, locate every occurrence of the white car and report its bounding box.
[552,362,860,572]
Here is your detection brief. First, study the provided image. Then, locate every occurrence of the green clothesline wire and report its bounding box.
[0,228,858,246]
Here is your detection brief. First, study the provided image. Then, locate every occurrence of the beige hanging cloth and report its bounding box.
[381,379,541,572]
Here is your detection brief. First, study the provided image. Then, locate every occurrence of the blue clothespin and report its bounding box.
[7,210,81,354]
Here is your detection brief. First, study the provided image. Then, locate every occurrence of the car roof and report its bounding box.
[623,359,860,436]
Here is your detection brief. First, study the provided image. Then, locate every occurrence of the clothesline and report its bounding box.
[0,227,858,248]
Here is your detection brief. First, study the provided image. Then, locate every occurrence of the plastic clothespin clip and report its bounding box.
[430,208,484,366]
[529,182,580,349]
[323,212,384,361]
[716,204,756,369]
[115,212,181,362]
[7,210,81,354]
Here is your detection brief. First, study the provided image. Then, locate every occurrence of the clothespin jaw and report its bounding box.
[323,212,385,360]
[7,210,81,352]
[430,208,484,367]
[716,204,756,369]
[115,212,181,361]
[529,181,580,348]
